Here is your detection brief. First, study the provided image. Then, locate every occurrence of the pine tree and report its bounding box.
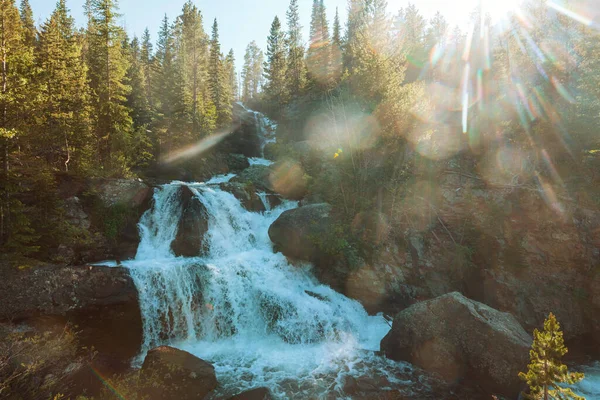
[152,14,189,154]
[332,6,341,46]
[519,313,584,400]
[241,41,263,103]
[225,49,238,102]
[208,19,231,128]
[140,28,154,110]
[263,16,287,112]
[19,0,36,47]
[125,36,151,128]
[344,0,367,71]
[0,0,37,252]
[86,0,133,171]
[176,1,209,136]
[36,0,93,172]
[286,0,306,96]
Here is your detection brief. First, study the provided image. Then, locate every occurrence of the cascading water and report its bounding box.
[122,110,441,398]
[125,180,406,398]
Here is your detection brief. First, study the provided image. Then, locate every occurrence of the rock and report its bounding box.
[227,153,251,173]
[93,179,151,208]
[219,104,262,157]
[0,264,142,367]
[263,142,278,160]
[64,197,91,230]
[269,159,308,200]
[228,387,273,400]
[141,346,217,400]
[381,292,531,398]
[0,265,138,321]
[220,182,266,212]
[85,178,153,261]
[268,203,332,261]
[231,164,274,192]
[171,185,209,257]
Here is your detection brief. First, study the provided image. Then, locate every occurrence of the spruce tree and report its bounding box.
[225,49,238,102]
[0,0,37,252]
[332,6,341,47]
[286,0,306,96]
[208,19,231,128]
[86,0,133,171]
[241,41,263,103]
[140,28,154,110]
[519,313,585,400]
[177,1,209,136]
[263,16,287,112]
[19,0,36,47]
[307,0,331,83]
[37,0,93,171]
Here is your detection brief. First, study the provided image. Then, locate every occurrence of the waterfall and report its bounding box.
[123,111,400,399]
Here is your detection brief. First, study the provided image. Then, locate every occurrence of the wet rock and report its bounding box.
[220,182,266,212]
[227,153,251,173]
[141,346,217,400]
[268,203,332,261]
[228,387,273,400]
[171,185,209,257]
[219,103,263,157]
[381,292,531,398]
[231,164,274,193]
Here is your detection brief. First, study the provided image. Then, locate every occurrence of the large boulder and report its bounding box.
[231,164,273,192]
[227,153,251,172]
[171,186,209,257]
[0,264,142,366]
[93,178,151,208]
[141,346,217,400]
[0,265,137,320]
[381,292,532,398]
[219,104,262,157]
[220,182,266,212]
[269,159,308,200]
[268,203,332,261]
[87,178,153,261]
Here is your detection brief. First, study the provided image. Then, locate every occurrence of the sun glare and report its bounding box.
[482,0,521,22]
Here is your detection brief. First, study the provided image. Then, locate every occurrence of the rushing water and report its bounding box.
[114,108,599,398]
[120,110,425,398]
[124,180,405,398]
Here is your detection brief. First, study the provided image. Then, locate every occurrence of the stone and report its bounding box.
[93,179,151,208]
[171,185,209,257]
[228,387,273,400]
[231,164,274,193]
[141,346,217,400]
[220,182,266,212]
[381,292,531,398]
[227,153,251,173]
[268,203,332,261]
[219,103,263,157]
[64,197,91,230]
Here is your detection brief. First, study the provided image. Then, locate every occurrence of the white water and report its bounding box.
[125,181,398,398]
[574,362,600,398]
[122,109,428,398]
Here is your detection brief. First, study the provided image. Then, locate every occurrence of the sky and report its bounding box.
[28,0,494,71]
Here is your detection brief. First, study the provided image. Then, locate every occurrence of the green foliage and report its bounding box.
[519,313,585,400]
